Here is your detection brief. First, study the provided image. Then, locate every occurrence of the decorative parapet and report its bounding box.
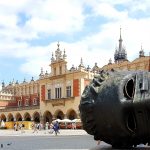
[0,105,40,112]
[45,97,75,107]
[0,91,14,101]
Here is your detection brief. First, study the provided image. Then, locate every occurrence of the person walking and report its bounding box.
[14,123,17,131]
[53,121,60,136]
[32,123,38,133]
[72,122,76,129]
[20,122,25,133]
[45,122,49,134]
[49,122,54,134]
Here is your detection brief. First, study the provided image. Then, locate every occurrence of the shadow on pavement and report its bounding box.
[89,142,150,150]
[90,145,112,150]
[90,146,150,150]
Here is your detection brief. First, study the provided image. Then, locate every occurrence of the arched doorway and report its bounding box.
[54,110,64,120]
[24,112,31,121]
[1,114,6,122]
[67,109,77,120]
[15,113,22,121]
[43,111,52,123]
[32,112,40,123]
[7,113,14,121]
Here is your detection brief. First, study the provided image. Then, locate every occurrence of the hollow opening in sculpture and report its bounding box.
[126,113,136,132]
[124,78,135,100]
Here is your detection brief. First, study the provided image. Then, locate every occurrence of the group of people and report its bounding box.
[31,121,60,135]
[14,122,25,133]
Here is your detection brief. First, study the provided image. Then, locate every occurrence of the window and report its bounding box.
[47,89,51,100]
[66,86,71,97]
[19,87,22,96]
[25,99,29,106]
[30,86,33,94]
[33,98,37,105]
[55,87,61,99]
[29,86,31,94]
[59,66,62,74]
[34,85,37,93]
[23,87,25,95]
[16,88,18,95]
[26,87,29,95]
[54,68,56,75]
[18,100,22,107]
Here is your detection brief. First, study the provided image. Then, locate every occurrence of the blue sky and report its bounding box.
[0,0,150,85]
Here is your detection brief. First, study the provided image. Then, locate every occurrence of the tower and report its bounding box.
[50,42,67,76]
[139,45,145,58]
[114,28,127,63]
[1,81,5,90]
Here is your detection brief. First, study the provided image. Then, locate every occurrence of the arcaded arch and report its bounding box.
[7,113,14,121]
[54,109,64,120]
[43,111,52,123]
[24,112,31,121]
[15,113,22,121]
[32,111,40,123]
[66,109,77,120]
[1,114,6,122]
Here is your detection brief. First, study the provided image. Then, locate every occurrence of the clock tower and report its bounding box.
[50,42,67,76]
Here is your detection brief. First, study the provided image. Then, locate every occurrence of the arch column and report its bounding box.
[31,117,34,121]
[53,115,56,120]
[22,116,25,121]
[77,113,80,119]
[40,112,44,124]
[64,114,68,119]
[52,116,55,121]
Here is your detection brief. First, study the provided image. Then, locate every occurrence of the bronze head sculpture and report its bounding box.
[79,70,150,148]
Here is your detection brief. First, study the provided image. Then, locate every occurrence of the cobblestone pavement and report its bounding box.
[0,129,88,136]
[0,130,149,149]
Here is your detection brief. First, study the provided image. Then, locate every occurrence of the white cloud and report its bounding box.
[91,3,128,21]
[20,59,50,77]
[0,0,85,43]
[24,0,85,35]
[0,0,150,80]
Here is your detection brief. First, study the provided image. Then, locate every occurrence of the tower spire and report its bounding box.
[39,67,44,78]
[139,44,145,57]
[78,57,85,68]
[120,27,122,40]
[51,52,55,62]
[63,49,67,60]
[57,41,60,49]
[141,43,143,50]
[2,80,5,89]
[55,41,62,60]
[114,27,127,63]
[119,27,123,51]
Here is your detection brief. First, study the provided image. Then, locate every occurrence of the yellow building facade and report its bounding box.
[0,43,94,129]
